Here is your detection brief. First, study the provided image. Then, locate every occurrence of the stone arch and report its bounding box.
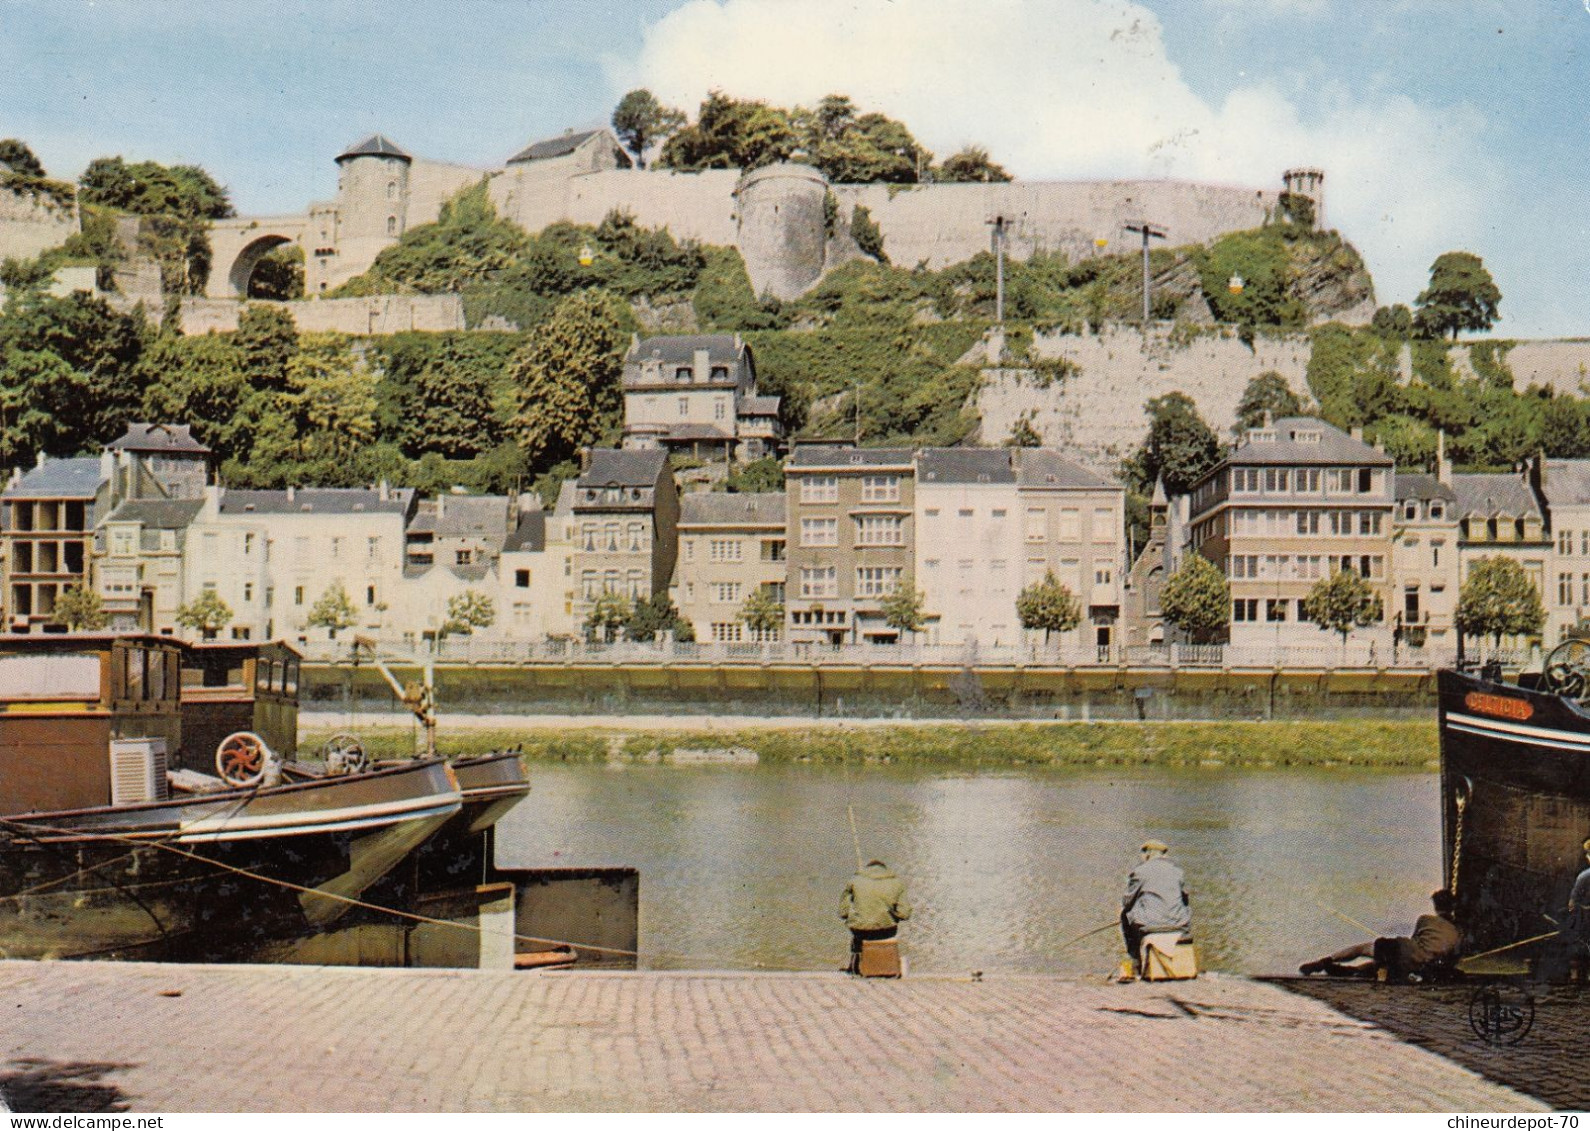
[227,234,299,297]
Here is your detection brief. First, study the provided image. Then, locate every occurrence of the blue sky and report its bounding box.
[2,0,1585,338]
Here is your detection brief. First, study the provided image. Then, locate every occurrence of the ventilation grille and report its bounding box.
[110,738,170,806]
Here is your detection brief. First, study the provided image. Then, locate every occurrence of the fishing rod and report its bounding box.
[1315,900,1378,938]
[1056,921,1121,951]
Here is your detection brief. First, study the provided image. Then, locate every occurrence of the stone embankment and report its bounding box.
[0,962,1544,1112]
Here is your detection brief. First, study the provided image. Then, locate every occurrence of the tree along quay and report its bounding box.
[304,718,1439,769]
[301,661,1442,724]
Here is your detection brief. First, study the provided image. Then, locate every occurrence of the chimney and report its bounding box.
[1436,430,1452,485]
[35,451,46,469]
[1261,410,1273,428]
[1350,426,1363,442]
[437,494,445,520]
[579,446,592,474]
[286,485,295,503]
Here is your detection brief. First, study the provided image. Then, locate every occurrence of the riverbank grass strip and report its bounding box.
[303,720,1437,769]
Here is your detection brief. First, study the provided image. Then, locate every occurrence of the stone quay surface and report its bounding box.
[0,962,1546,1113]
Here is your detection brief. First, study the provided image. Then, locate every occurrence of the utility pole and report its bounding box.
[986,214,1012,323]
[1123,221,1166,331]
[854,379,862,445]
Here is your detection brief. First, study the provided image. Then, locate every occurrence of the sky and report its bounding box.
[1,0,1585,338]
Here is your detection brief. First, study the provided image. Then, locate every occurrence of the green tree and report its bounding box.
[77,156,231,294]
[1414,251,1501,340]
[1302,569,1383,648]
[52,583,108,631]
[1455,556,1546,646]
[1005,414,1043,447]
[441,589,495,636]
[739,587,785,638]
[659,91,797,172]
[307,582,358,640]
[1125,392,1223,497]
[849,204,887,263]
[139,333,249,456]
[1371,303,1414,338]
[881,585,927,638]
[0,139,46,178]
[249,244,304,300]
[285,333,378,461]
[508,288,630,468]
[719,456,785,493]
[232,303,299,392]
[793,95,931,184]
[934,146,1011,183]
[625,592,691,642]
[1233,371,1302,433]
[1159,554,1229,643]
[176,589,234,641]
[584,590,633,643]
[611,89,686,169]
[1015,570,1083,645]
[335,180,529,295]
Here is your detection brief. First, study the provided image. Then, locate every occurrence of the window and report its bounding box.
[861,476,900,503]
[1232,598,1260,622]
[714,400,727,421]
[456,550,473,566]
[244,582,254,602]
[711,622,744,643]
[684,539,694,562]
[678,397,689,417]
[1057,508,1080,541]
[628,523,644,552]
[1266,599,1288,623]
[1264,469,1288,492]
[111,529,134,557]
[1093,508,1114,541]
[675,366,692,383]
[799,566,838,598]
[605,523,619,552]
[1295,468,1320,493]
[761,539,785,562]
[1025,507,1046,543]
[709,539,742,563]
[366,586,377,606]
[1407,503,1421,523]
[386,216,397,236]
[958,508,974,519]
[1582,531,1590,556]
[710,366,729,382]
[330,537,343,559]
[581,571,598,600]
[1296,511,1321,535]
[368,537,380,560]
[294,586,304,606]
[582,523,597,552]
[1561,573,1574,606]
[712,582,742,603]
[801,517,838,546]
[1094,560,1113,586]
[801,476,839,504]
[1565,530,1577,554]
[1431,539,1444,568]
[1231,468,1261,493]
[1583,573,1590,606]
[856,567,902,597]
[1358,511,1383,535]
[1430,502,1445,521]
[243,532,255,556]
[855,515,903,546]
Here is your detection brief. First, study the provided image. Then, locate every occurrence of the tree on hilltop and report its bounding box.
[1415,251,1501,340]
[934,146,1011,183]
[1233,371,1302,434]
[1125,392,1223,497]
[612,89,686,169]
[0,139,46,178]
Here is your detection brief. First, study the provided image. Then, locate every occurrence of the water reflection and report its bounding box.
[497,762,1442,976]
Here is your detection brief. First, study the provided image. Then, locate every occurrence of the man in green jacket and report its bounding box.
[841,860,912,973]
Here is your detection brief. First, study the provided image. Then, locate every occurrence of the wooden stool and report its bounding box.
[1140,934,1198,981]
[858,937,902,977]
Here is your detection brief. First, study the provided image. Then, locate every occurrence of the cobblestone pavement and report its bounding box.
[0,963,1546,1113]
[1281,977,1590,1111]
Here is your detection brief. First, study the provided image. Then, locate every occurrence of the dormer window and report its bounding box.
[1248,429,1276,444]
[1291,430,1322,444]
[1430,502,1445,520]
[675,367,692,383]
[1404,502,1418,521]
[710,366,729,381]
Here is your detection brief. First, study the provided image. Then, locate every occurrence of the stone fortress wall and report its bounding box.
[0,187,77,263]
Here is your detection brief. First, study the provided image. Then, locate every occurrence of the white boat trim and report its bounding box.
[176,791,464,840]
[1446,711,1590,752]
[176,799,462,842]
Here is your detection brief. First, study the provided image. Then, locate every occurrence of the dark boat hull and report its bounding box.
[0,759,461,961]
[1438,668,1590,960]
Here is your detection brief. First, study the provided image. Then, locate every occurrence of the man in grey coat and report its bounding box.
[1120,839,1192,977]
[841,860,912,973]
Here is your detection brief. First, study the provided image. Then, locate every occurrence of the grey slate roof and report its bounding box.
[787,444,914,469]
[504,510,546,553]
[104,499,204,528]
[669,423,733,441]
[408,495,512,540]
[627,334,744,366]
[4,457,103,499]
[1230,416,1392,467]
[679,492,786,526]
[217,487,415,516]
[1395,473,1458,503]
[507,129,629,165]
[1545,460,1590,506]
[106,422,210,456]
[917,448,1016,485]
[579,448,668,489]
[336,134,411,162]
[1451,472,1543,520]
[739,395,781,415]
[1016,449,1116,489]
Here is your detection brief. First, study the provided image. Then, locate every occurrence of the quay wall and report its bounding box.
[302,662,1435,722]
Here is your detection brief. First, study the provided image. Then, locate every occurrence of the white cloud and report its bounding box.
[620,0,1504,312]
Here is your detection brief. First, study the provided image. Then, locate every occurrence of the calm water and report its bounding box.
[495,762,1442,977]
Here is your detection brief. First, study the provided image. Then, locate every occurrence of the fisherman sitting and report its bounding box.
[1300,889,1461,980]
[1117,839,1192,982]
[841,859,912,975]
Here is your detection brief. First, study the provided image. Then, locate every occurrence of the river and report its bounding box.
[494,762,1443,977]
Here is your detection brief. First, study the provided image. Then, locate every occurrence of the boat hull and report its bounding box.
[0,759,461,961]
[1438,668,1590,961]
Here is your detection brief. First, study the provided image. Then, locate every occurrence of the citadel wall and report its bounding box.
[111,294,466,335]
[975,326,1314,469]
[836,179,1278,270]
[493,166,742,247]
[0,189,77,263]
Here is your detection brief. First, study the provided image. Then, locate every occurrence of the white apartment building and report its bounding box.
[914,449,1020,648]
[1389,473,1460,651]
[1016,450,1126,650]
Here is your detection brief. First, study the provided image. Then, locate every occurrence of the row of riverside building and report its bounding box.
[3,332,1587,654]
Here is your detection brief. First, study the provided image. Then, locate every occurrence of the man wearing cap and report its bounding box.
[1119,839,1192,979]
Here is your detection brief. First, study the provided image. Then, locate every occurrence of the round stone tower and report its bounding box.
[335,134,413,245]
[734,161,829,301]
